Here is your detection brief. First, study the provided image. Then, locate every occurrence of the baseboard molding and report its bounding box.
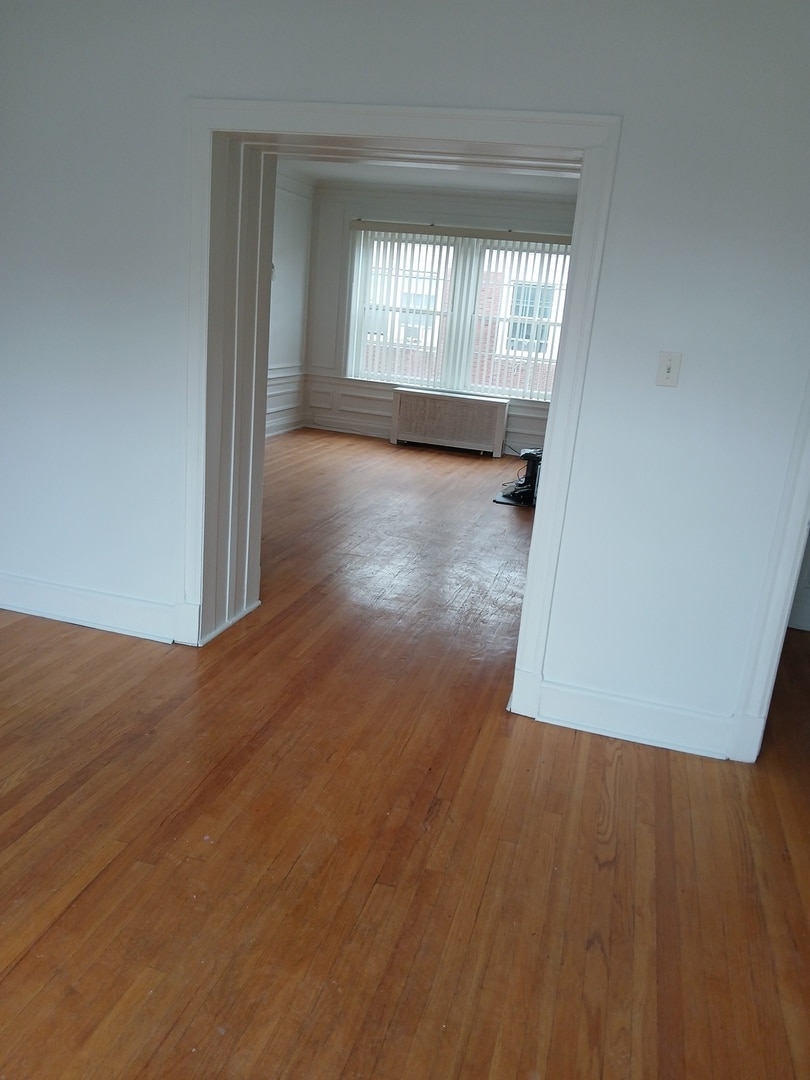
[265,410,304,437]
[306,415,390,440]
[0,572,201,645]
[266,374,304,437]
[509,670,755,760]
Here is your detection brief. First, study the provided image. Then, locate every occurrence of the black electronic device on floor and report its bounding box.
[494,447,543,506]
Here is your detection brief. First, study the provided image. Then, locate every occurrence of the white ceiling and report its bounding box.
[277,156,580,198]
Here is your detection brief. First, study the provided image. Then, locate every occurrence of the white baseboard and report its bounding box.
[0,572,201,645]
[306,415,390,440]
[265,411,304,437]
[509,670,755,760]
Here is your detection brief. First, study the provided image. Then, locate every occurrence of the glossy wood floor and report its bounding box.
[1,430,810,1079]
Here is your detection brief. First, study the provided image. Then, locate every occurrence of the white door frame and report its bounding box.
[183,101,622,679]
[185,133,277,642]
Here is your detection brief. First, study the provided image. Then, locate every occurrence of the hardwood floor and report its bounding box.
[1,428,809,1078]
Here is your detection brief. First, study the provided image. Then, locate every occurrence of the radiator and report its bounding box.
[390,388,509,457]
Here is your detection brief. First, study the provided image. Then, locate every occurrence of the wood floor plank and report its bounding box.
[716,762,796,1076]
[682,751,739,1076]
[515,728,592,1077]
[1,429,810,1077]
[652,747,688,1080]
[629,819,658,1080]
[600,742,637,1080]
[741,764,810,1075]
[670,751,713,1079]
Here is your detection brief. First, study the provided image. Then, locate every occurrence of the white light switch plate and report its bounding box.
[657,351,682,387]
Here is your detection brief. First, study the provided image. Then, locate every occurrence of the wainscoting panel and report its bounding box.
[503,399,550,454]
[301,375,549,455]
[265,372,304,436]
[304,376,392,440]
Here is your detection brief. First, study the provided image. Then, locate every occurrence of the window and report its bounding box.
[346,223,571,401]
[399,284,439,345]
[508,283,554,352]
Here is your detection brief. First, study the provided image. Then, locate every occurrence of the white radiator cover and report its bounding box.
[390,388,509,457]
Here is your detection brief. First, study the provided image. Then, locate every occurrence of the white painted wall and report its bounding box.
[2,1,809,756]
[266,168,313,435]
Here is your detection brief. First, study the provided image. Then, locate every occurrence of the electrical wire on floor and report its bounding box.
[496,446,543,506]
[503,444,529,490]
[501,463,527,492]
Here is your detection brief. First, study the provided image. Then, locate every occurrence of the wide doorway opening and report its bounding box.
[187,103,621,724]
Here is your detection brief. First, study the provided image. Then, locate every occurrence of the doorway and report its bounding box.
[185,101,622,719]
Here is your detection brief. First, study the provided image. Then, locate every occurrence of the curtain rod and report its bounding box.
[349,219,572,246]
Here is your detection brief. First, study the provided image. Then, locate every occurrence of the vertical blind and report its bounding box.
[346,221,571,402]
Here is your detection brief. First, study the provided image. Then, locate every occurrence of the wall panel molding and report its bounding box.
[301,375,551,452]
[266,373,304,435]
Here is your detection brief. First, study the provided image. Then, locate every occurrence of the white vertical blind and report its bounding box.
[347,222,571,401]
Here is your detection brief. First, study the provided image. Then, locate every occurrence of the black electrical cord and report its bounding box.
[502,464,528,490]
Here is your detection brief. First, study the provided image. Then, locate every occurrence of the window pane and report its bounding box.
[469,244,569,401]
[347,226,570,402]
[349,233,452,388]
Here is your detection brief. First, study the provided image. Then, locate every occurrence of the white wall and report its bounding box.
[266,168,313,435]
[1,1,809,756]
[302,183,574,448]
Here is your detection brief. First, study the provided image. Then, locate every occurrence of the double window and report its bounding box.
[346,222,571,402]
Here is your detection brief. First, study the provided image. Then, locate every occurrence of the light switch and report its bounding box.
[656,351,682,387]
